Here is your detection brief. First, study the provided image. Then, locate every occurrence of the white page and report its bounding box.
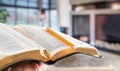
[0,23,41,48]
[50,29,94,48]
[0,24,40,59]
[17,25,68,52]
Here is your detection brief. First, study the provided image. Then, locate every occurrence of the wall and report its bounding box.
[70,0,115,5]
[57,0,71,27]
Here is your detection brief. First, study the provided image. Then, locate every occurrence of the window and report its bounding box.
[42,0,49,9]
[29,2,38,7]
[0,0,59,30]
[16,0,28,6]
[2,0,15,5]
[16,8,28,25]
[28,9,40,25]
[6,7,16,26]
[42,0,59,30]
[0,6,15,26]
[0,0,40,26]
[50,10,59,30]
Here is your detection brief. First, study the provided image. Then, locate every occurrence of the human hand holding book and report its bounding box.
[0,23,101,70]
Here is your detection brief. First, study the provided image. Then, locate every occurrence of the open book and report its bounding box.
[13,25,101,59]
[0,23,101,70]
[0,23,47,70]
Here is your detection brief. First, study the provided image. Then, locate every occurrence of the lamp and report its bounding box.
[111,3,120,10]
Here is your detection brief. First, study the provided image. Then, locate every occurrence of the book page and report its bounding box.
[0,23,42,49]
[0,24,41,59]
[0,24,43,59]
[16,25,68,53]
[47,29,101,57]
[48,29,94,48]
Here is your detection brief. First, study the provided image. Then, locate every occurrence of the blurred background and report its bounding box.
[0,0,120,71]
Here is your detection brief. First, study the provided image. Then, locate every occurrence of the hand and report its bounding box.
[9,61,46,71]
